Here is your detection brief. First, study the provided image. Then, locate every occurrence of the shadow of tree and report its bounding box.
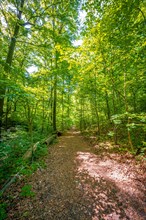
[76,151,146,220]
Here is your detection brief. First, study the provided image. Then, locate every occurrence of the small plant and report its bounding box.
[22,211,29,217]
[34,144,48,159]
[20,184,35,197]
[107,131,114,137]
[0,203,7,220]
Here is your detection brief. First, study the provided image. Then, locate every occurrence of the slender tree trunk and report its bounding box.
[105,91,111,120]
[100,49,111,122]
[67,92,70,119]
[133,92,137,113]
[52,4,58,132]
[5,98,11,130]
[124,71,133,150]
[52,51,58,132]
[93,71,100,135]
[41,98,45,133]
[112,90,116,114]
[94,100,100,135]
[49,59,53,129]
[80,98,84,131]
[53,79,57,131]
[61,78,64,131]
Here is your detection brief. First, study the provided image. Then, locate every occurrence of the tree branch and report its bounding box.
[136,7,146,22]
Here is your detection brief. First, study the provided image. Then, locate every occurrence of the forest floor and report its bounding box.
[4,130,146,220]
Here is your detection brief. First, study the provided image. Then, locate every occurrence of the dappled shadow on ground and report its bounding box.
[4,131,146,220]
[76,151,146,219]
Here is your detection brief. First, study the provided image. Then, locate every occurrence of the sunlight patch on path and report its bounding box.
[76,151,142,198]
[76,151,145,219]
[65,136,75,138]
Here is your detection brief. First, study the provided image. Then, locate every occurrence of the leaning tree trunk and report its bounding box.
[0,0,25,138]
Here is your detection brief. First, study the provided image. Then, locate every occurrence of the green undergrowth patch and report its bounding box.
[0,203,7,220]
[20,154,47,177]
[0,131,30,186]
[20,184,35,197]
[0,130,55,219]
[83,129,146,159]
[0,130,53,188]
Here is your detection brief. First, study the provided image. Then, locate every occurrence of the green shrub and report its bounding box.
[20,184,35,197]
[0,203,7,220]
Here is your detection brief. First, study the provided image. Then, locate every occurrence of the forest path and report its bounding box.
[7,130,146,220]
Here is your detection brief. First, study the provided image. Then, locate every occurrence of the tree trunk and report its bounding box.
[0,88,5,138]
[94,102,100,135]
[105,91,111,121]
[93,71,100,135]
[53,77,57,132]
[52,5,57,132]
[124,70,133,151]
[61,78,65,131]
[41,97,45,133]
[52,52,58,132]
[0,0,25,138]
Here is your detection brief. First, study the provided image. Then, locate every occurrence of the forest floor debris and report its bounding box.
[2,130,146,220]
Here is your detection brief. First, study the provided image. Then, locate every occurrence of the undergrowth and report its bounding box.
[20,184,35,197]
[82,127,146,157]
[0,129,54,219]
[0,130,49,187]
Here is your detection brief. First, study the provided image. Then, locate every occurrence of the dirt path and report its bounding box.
[6,131,146,220]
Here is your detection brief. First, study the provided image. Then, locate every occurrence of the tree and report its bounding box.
[0,0,25,137]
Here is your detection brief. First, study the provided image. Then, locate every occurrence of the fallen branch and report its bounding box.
[0,142,39,194]
[23,141,39,160]
[0,166,24,194]
[0,135,56,194]
[44,134,57,145]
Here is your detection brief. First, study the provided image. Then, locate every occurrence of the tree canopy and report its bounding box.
[0,0,145,149]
